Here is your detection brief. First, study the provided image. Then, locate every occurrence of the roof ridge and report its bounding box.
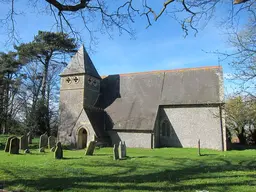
[102,66,221,77]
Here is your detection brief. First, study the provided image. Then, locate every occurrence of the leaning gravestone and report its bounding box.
[50,147,56,152]
[24,149,30,154]
[113,144,119,160]
[9,137,20,154]
[55,142,63,159]
[48,136,56,149]
[39,147,45,153]
[20,135,28,150]
[85,141,96,156]
[39,133,48,149]
[118,141,126,159]
[27,132,32,144]
[4,136,16,152]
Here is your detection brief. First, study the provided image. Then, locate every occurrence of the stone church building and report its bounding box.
[58,45,226,151]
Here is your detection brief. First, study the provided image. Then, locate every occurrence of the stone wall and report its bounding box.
[158,106,225,150]
[58,74,96,147]
[108,131,152,148]
[58,74,85,145]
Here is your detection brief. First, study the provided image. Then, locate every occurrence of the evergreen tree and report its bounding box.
[0,52,22,134]
[15,31,77,135]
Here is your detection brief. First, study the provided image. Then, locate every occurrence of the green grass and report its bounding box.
[0,135,256,192]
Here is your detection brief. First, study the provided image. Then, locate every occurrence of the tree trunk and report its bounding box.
[41,55,51,135]
[0,76,9,134]
[41,61,49,103]
[0,77,3,134]
[238,127,246,144]
[46,81,51,135]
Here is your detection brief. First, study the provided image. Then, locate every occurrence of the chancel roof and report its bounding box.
[101,66,224,131]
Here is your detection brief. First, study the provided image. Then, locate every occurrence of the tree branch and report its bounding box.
[45,0,90,12]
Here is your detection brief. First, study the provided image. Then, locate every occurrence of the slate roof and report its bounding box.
[101,66,223,131]
[60,45,101,78]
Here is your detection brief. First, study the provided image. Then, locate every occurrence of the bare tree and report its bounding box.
[15,31,77,135]
[216,9,256,97]
[0,0,254,45]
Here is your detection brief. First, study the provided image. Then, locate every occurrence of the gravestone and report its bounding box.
[113,144,119,160]
[48,136,56,149]
[27,132,32,144]
[123,141,127,157]
[118,141,126,159]
[20,135,28,150]
[39,133,48,149]
[4,136,15,152]
[50,147,56,152]
[9,137,20,154]
[85,141,96,156]
[39,147,45,153]
[24,149,30,153]
[55,142,63,159]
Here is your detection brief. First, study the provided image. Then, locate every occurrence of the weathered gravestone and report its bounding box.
[48,136,56,149]
[4,136,16,152]
[113,144,119,160]
[55,142,63,159]
[24,149,30,153]
[9,137,20,154]
[123,141,127,157]
[27,132,32,144]
[119,141,126,159]
[39,147,45,153]
[39,133,48,149]
[20,135,28,150]
[85,141,96,156]
[50,147,56,152]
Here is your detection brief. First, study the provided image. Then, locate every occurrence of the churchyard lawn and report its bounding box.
[0,136,255,192]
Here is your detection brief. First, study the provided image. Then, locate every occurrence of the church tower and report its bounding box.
[58,45,103,148]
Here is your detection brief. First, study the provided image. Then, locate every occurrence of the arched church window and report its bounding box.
[166,123,170,136]
[161,120,170,137]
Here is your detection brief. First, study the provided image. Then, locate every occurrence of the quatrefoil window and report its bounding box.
[93,80,97,87]
[88,77,92,84]
[66,77,72,84]
[73,76,79,83]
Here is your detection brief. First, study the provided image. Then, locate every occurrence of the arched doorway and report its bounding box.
[77,128,87,149]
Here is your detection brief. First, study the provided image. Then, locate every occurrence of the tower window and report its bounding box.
[73,76,79,83]
[93,80,97,87]
[66,77,72,84]
[88,77,92,84]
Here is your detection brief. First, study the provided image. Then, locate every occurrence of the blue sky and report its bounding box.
[0,1,244,96]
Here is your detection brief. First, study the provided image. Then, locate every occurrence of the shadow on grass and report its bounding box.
[2,157,256,192]
[229,143,256,150]
[93,154,112,157]
[62,157,83,160]
[199,154,217,156]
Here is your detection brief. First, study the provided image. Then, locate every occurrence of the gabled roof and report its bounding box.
[60,45,101,78]
[102,66,224,131]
